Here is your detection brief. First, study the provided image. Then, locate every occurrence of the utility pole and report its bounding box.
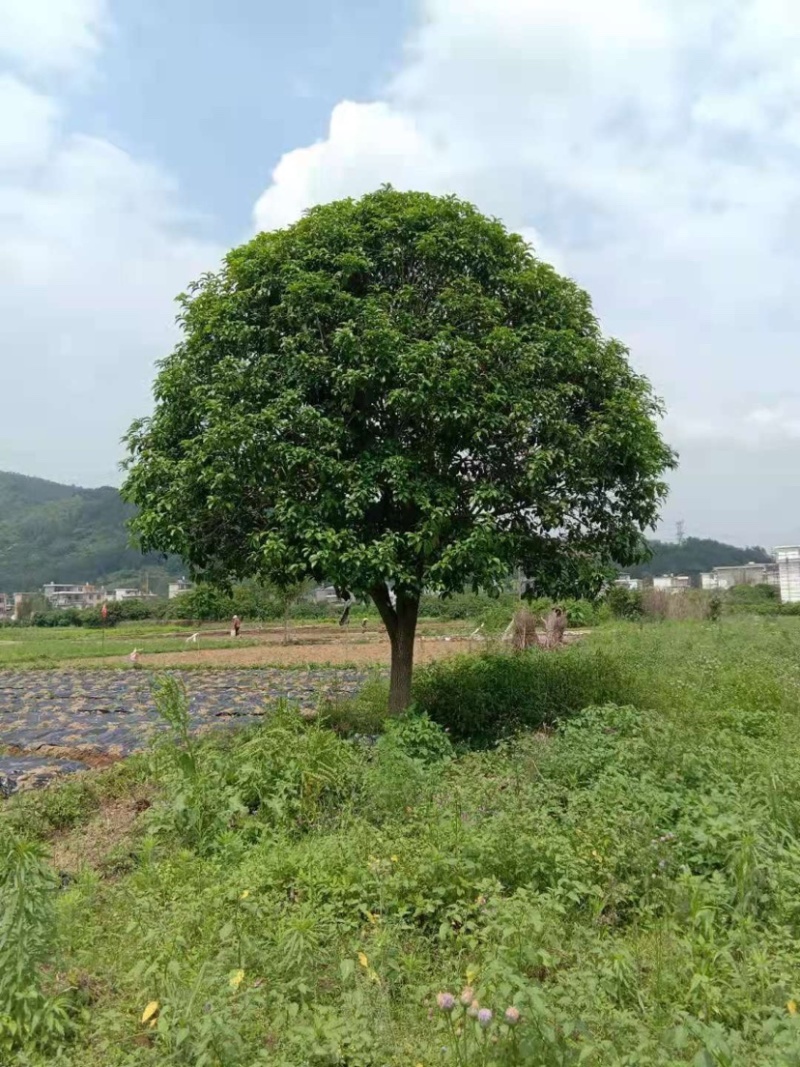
[676,520,685,546]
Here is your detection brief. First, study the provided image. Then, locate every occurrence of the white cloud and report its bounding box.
[0,75,57,168]
[0,0,221,485]
[0,0,106,73]
[253,0,800,542]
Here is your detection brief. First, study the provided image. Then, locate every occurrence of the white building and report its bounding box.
[701,562,778,591]
[114,588,157,602]
[614,575,641,591]
[652,575,691,593]
[776,546,800,604]
[168,578,193,599]
[42,582,107,610]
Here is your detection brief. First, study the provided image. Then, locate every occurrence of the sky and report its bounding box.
[1,0,798,548]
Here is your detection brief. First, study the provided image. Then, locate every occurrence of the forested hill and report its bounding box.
[0,471,183,593]
[628,537,773,578]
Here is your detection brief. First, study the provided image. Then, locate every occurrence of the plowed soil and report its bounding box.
[69,633,482,669]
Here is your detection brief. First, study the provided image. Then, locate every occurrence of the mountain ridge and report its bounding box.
[0,470,183,594]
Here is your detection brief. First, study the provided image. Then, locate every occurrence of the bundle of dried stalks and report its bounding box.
[510,608,540,650]
[543,607,567,649]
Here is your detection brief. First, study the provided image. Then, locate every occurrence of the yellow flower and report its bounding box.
[788,999,797,1015]
[229,969,245,989]
[240,889,250,900]
[358,952,369,968]
[391,855,399,862]
[141,1000,159,1024]
[466,966,479,985]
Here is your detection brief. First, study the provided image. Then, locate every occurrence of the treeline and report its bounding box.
[10,584,610,630]
[628,537,772,578]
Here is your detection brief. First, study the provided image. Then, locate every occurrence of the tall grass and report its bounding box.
[3,619,800,1064]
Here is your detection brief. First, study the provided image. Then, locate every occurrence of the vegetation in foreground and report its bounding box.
[2,618,800,1065]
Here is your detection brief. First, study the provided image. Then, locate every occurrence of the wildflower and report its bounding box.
[229,969,245,989]
[467,999,480,1018]
[240,889,250,900]
[460,986,475,1005]
[477,1008,493,1028]
[437,992,456,1013]
[504,1006,521,1026]
[466,966,479,984]
[141,1000,159,1024]
[788,1000,798,1016]
[358,952,369,968]
[391,855,399,862]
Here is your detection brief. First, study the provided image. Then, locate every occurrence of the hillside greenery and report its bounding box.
[0,471,182,594]
[627,536,772,578]
[3,620,800,1064]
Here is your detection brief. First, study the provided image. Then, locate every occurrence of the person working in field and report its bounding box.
[232,614,241,637]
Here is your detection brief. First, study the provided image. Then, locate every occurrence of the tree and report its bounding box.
[123,188,675,712]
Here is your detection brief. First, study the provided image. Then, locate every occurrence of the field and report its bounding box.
[0,619,486,669]
[3,617,800,1064]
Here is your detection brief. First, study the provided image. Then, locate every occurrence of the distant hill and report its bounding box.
[627,537,773,579]
[0,471,183,594]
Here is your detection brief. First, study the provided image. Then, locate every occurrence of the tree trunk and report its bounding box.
[370,584,420,714]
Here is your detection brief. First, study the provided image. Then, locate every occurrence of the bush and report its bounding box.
[321,679,391,737]
[605,586,644,619]
[382,712,454,764]
[412,648,634,746]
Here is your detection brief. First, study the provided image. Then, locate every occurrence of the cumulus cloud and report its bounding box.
[0,0,106,72]
[0,0,221,484]
[253,0,800,543]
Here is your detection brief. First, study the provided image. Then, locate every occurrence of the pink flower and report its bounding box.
[437,992,456,1013]
[467,1000,480,1018]
[460,986,475,1006]
[504,1006,521,1026]
[477,1008,493,1028]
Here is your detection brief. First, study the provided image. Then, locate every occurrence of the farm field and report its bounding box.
[3,618,800,1065]
[0,618,488,670]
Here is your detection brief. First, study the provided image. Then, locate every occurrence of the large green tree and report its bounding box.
[123,188,674,711]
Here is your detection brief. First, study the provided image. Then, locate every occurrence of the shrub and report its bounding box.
[413,648,634,746]
[605,586,644,619]
[321,679,391,737]
[0,830,74,1055]
[383,712,454,764]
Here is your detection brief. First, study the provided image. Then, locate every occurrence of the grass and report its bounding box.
[0,623,264,667]
[3,618,800,1063]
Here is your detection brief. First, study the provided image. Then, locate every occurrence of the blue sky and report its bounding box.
[82,0,414,241]
[1,0,799,546]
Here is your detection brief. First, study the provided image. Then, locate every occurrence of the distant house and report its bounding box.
[42,582,107,610]
[652,575,691,593]
[776,547,800,604]
[168,578,193,599]
[700,562,779,591]
[614,575,641,591]
[114,588,157,602]
[12,593,35,621]
[0,592,11,619]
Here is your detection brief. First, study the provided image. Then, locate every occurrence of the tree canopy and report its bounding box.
[124,188,675,709]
